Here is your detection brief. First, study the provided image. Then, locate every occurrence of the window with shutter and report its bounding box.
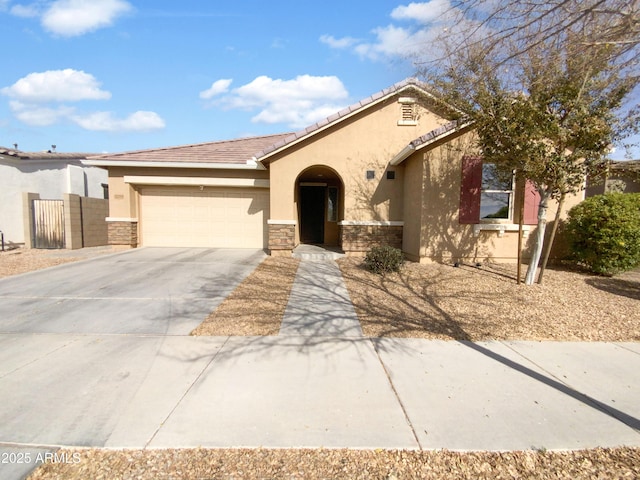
[460,157,528,224]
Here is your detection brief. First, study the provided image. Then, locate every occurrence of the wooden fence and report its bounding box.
[32,199,65,249]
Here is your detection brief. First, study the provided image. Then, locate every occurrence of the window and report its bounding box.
[459,156,539,226]
[327,187,338,222]
[480,164,514,220]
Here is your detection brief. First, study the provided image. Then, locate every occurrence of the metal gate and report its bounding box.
[33,199,65,249]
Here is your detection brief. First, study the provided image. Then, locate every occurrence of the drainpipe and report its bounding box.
[1,231,4,252]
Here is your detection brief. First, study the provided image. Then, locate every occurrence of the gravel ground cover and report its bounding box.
[28,447,640,479]
[0,246,127,279]
[191,257,300,336]
[338,258,640,341]
[0,248,82,278]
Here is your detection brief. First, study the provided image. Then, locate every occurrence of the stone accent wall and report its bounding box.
[340,224,403,254]
[268,223,295,254]
[108,221,138,246]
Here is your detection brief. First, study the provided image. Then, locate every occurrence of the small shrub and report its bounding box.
[363,245,404,275]
[566,192,640,275]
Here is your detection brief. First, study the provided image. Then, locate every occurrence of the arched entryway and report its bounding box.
[295,165,344,246]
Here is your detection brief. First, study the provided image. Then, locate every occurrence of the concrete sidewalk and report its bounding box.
[1,336,639,450]
[1,336,639,479]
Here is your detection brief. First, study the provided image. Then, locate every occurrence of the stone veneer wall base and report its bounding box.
[340,224,403,253]
[268,223,295,255]
[108,221,138,246]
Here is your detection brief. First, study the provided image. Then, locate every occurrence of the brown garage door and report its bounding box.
[140,186,269,248]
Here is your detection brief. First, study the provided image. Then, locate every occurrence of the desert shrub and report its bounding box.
[566,192,640,275]
[363,245,404,275]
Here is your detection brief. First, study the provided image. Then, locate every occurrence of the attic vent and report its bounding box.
[398,97,418,126]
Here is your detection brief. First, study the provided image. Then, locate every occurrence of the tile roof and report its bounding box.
[408,120,468,149]
[0,146,19,157]
[389,120,474,166]
[254,78,438,161]
[87,133,292,164]
[0,147,95,160]
[86,78,448,168]
[611,159,640,172]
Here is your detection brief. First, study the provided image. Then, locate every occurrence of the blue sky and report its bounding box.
[0,0,637,159]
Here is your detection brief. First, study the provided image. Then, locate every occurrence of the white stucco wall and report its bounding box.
[0,159,107,245]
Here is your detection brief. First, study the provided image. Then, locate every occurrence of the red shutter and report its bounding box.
[459,156,482,224]
[523,180,540,225]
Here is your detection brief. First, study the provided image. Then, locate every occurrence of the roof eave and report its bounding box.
[1,155,89,164]
[389,145,416,166]
[81,159,267,170]
[390,121,474,166]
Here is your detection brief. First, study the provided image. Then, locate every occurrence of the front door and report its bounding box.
[300,185,325,244]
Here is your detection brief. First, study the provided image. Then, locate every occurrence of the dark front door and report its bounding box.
[300,186,325,244]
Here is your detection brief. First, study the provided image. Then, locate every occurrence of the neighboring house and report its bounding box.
[85,79,583,263]
[586,159,640,196]
[0,147,108,247]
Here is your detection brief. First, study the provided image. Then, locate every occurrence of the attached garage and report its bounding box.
[139,186,269,248]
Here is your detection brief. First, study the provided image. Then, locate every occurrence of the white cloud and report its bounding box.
[321,1,465,63]
[234,75,347,102]
[2,69,164,132]
[41,0,132,37]
[199,79,232,100]
[251,103,346,129]
[10,3,42,17]
[9,100,75,126]
[1,69,111,103]
[319,34,360,49]
[354,24,437,60]
[209,75,349,129]
[390,0,451,24]
[72,110,165,132]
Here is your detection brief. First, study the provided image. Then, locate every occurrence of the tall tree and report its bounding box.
[421,1,639,284]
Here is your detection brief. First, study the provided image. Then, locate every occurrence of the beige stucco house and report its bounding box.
[84,79,582,263]
[586,159,640,196]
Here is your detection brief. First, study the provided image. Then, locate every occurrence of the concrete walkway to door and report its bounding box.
[279,260,362,337]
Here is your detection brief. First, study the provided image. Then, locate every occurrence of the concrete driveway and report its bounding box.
[0,247,266,335]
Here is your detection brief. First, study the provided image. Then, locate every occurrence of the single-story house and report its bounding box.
[0,147,108,247]
[84,79,583,263]
[586,159,640,196]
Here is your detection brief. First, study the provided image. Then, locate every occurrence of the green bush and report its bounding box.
[566,192,640,275]
[363,245,404,275]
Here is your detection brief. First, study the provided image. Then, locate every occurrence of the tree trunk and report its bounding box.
[537,193,566,284]
[516,176,526,285]
[524,190,550,285]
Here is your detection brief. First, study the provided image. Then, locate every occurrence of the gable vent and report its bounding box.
[398,97,418,126]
